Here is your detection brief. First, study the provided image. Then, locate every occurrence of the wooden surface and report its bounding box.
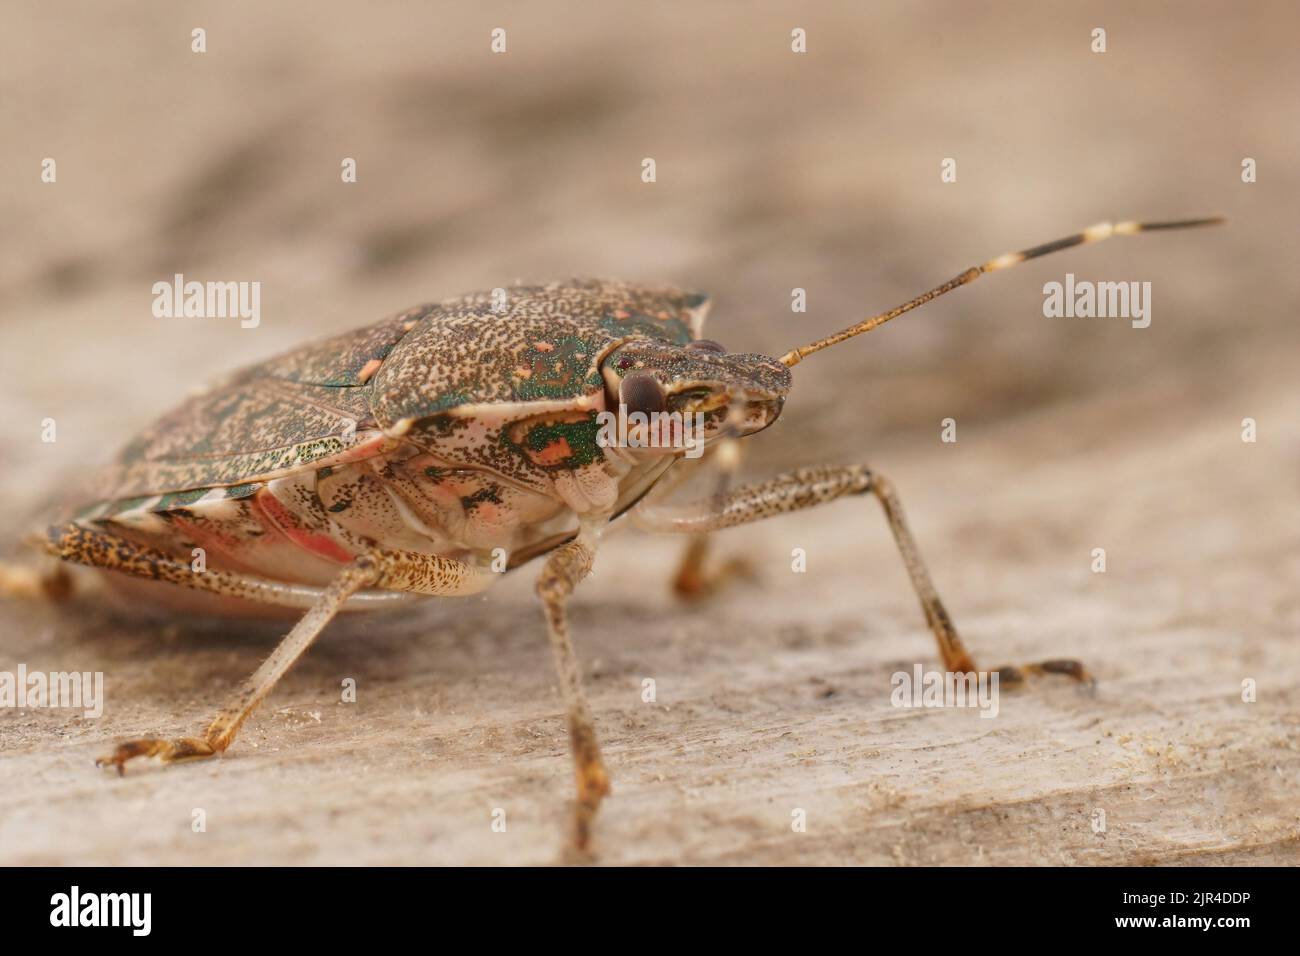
[1,1,1297,865]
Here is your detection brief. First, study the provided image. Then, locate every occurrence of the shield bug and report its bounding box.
[4,215,1221,852]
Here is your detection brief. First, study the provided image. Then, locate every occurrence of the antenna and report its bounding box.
[778,217,1224,368]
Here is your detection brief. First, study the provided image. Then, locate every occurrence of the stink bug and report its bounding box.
[3,215,1222,852]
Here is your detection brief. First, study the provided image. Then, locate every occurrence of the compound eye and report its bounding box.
[619,372,666,415]
[688,339,726,354]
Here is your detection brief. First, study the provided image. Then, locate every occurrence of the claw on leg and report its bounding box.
[571,729,611,853]
[994,658,1095,691]
[95,736,218,775]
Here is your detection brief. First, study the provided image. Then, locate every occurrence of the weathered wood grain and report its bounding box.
[1,0,1296,865]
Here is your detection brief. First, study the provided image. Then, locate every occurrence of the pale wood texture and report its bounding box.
[1,1,1297,865]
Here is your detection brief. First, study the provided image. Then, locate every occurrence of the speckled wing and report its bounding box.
[82,304,437,505]
[73,282,709,509]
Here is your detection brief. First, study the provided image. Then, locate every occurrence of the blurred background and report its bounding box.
[1,2,1296,864]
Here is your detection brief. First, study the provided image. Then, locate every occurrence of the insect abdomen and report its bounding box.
[79,447,568,594]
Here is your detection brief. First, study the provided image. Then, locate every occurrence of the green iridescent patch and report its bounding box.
[103,495,154,516]
[514,335,604,401]
[156,488,211,511]
[510,414,604,469]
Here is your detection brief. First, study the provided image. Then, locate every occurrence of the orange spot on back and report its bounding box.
[532,438,573,466]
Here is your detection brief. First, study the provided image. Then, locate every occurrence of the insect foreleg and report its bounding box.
[534,515,611,853]
[96,549,495,774]
[632,464,1092,687]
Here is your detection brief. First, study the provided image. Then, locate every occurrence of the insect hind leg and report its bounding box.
[38,521,418,611]
[42,521,334,609]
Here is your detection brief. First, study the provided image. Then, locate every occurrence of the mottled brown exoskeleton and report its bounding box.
[3,216,1221,853]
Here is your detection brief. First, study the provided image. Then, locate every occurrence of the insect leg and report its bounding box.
[0,559,73,601]
[632,464,1091,687]
[39,521,415,610]
[534,516,610,852]
[96,549,496,774]
[651,440,757,599]
[670,533,758,599]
